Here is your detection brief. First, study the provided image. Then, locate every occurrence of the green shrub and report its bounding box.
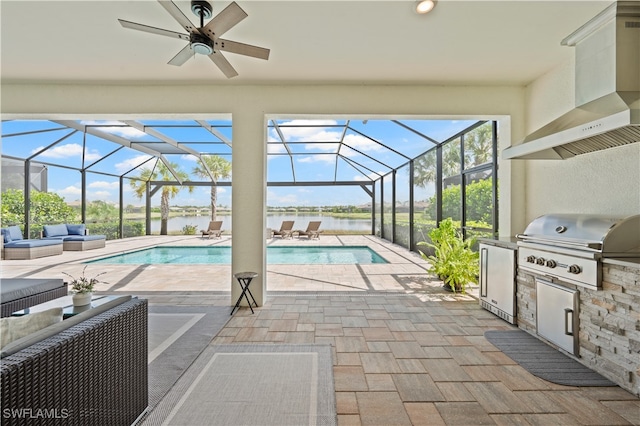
[182,224,198,235]
[417,218,479,293]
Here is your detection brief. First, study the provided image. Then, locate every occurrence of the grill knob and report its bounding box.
[545,260,557,268]
[526,255,536,263]
[568,264,582,274]
[536,257,545,265]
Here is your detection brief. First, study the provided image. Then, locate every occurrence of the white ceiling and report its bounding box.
[1,0,611,86]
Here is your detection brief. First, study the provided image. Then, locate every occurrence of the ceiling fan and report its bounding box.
[118,0,270,78]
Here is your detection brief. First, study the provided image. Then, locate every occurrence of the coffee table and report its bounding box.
[12,295,126,319]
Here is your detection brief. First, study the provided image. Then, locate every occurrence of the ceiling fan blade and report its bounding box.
[202,2,247,40]
[208,51,238,78]
[168,44,194,66]
[118,19,190,41]
[216,39,270,60]
[157,0,199,34]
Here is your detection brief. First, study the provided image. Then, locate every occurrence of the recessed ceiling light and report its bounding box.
[416,0,436,14]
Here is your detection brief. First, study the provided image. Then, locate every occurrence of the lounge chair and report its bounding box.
[201,220,223,239]
[297,221,322,240]
[272,221,295,239]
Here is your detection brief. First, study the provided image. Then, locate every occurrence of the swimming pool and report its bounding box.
[86,246,388,265]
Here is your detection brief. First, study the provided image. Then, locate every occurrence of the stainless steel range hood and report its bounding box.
[503,2,640,160]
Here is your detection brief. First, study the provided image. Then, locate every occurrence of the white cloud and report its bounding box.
[273,119,341,142]
[92,191,112,198]
[353,171,382,181]
[32,143,101,162]
[115,155,153,174]
[298,155,335,164]
[56,185,82,198]
[88,181,119,189]
[81,120,148,140]
[341,133,384,152]
[267,144,288,154]
[181,154,198,162]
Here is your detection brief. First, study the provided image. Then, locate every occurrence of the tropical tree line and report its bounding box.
[129,155,231,235]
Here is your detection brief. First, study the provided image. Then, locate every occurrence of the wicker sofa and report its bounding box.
[1,225,63,260]
[42,223,106,251]
[1,296,148,425]
[0,278,69,318]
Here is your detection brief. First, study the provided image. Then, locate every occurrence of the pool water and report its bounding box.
[86,246,388,265]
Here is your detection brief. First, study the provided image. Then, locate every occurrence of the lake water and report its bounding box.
[151,214,372,233]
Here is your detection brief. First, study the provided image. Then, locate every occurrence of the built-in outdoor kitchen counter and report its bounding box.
[513,215,640,396]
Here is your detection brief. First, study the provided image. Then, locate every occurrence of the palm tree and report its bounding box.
[130,160,193,235]
[463,123,493,167]
[192,155,232,221]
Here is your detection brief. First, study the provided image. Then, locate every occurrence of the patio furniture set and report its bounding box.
[272,220,323,240]
[1,224,106,260]
[0,278,148,425]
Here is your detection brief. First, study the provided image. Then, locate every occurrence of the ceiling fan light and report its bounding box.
[416,0,436,14]
[192,42,213,55]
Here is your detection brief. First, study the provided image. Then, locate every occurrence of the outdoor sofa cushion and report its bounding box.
[6,225,24,241]
[43,223,87,238]
[0,278,66,304]
[1,229,12,244]
[60,234,104,242]
[42,224,105,242]
[0,307,63,349]
[42,223,69,237]
[3,238,63,248]
[0,295,131,358]
[1,226,64,248]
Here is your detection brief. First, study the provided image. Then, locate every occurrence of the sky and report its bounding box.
[2,118,479,208]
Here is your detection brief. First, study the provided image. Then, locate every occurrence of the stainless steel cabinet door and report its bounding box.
[536,279,579,355]
[479,243,516,317]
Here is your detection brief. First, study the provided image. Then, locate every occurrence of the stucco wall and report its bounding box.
[523,59,640,223]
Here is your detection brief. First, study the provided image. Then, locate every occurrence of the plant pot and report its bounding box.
[72,292,92,306]
[442,283,463,293]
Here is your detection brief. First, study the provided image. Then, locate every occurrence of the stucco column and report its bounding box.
[231,110,267,307]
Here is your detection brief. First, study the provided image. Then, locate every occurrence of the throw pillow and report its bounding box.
[1,228,11,244]
[7,225,23,241]
[0,307,63,350]
[66,224,86,236]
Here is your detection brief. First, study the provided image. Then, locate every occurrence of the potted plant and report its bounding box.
[63,266,105,306]
[418,218,479,293]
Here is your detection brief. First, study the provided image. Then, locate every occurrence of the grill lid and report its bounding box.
[517,214,640,255]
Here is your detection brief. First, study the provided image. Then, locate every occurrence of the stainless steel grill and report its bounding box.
[516,214,640,289]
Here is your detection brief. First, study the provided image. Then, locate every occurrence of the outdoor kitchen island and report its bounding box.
[513,215,640,396]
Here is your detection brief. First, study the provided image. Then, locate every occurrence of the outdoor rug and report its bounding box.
[148,306,232,410]
[142,343,337,426]
[485,330,616,387]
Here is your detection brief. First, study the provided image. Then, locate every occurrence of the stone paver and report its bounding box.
[2,234,638,425]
